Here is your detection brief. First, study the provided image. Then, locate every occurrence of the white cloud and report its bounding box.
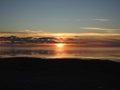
[81,27,119,31]
[93,18,109,21]
[18,29,46,33]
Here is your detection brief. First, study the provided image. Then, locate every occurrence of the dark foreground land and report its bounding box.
[0,57,120,90]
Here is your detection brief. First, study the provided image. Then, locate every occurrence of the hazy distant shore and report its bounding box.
[0,57,120,90]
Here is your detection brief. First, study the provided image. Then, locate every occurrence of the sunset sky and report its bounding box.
[0,0,120,34]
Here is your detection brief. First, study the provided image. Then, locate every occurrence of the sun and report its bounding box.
[56,43,64,48]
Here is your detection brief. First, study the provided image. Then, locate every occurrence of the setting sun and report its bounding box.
[56,43,64,48]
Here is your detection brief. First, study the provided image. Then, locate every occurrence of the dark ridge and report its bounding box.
[0,57,120,90]
[0,57,118,62]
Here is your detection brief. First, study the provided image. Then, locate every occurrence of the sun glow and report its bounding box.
[56,43,65,48]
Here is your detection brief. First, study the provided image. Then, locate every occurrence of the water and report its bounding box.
[0,44,120,61]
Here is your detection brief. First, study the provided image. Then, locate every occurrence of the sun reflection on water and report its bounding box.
[55,43,66,53]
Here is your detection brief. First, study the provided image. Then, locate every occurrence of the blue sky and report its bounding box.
[0,0,120,33]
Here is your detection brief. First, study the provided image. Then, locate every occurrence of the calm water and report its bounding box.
[0,44,120,61]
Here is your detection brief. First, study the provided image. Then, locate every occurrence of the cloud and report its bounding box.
[81,27,119,31]
[0,28,120,39]
[18,29,47,33]
[0,29,53,37]
[93,18,109,21]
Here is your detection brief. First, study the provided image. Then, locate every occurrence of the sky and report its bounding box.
[0,0,120,34]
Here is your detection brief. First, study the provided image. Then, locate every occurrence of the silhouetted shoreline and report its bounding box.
[0,57,120,90]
